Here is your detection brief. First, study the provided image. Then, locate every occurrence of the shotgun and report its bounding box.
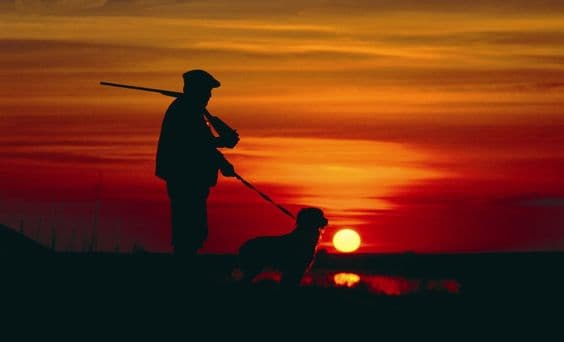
[100,81,239,147]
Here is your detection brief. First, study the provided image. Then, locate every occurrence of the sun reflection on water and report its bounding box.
[333,272,361,287]
[330,272,460,295]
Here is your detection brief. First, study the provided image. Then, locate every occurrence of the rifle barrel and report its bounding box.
[100,81,182,97]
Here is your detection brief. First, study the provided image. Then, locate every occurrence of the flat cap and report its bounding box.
[182,69,221,89]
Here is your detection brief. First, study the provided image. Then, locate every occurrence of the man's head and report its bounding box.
[182,69,220,107]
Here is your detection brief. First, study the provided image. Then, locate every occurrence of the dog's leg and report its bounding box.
[240,264,262,284]
[280,254,315,287]
[238,253,262,284]
[280,268,306,287]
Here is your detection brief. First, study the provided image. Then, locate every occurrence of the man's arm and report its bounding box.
[216,150,236,177]
[214,136,239,148]
[206,113,240,148]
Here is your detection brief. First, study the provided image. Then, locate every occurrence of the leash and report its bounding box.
[234,173,296,220]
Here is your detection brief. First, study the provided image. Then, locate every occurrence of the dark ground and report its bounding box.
[2,223,563,336]
[4,252,564,330]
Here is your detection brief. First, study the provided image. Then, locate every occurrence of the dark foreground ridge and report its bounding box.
[2,224,564,332]
[5,251,564,316]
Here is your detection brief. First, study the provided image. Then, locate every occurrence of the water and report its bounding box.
[250,269,460,295]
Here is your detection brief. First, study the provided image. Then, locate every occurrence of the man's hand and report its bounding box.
[216,132,239,148]
[220,161,236,177]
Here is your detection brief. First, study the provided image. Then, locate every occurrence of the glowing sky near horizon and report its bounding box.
[1,0,564,253]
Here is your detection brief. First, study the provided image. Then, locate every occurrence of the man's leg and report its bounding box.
[191,188,210,251]
[167,183,210,257]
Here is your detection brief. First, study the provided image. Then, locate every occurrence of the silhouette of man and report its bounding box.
[156,69,239,257]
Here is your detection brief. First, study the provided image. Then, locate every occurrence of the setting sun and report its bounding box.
[333,229,361,253]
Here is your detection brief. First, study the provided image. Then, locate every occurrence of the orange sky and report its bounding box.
[1,1,564,253]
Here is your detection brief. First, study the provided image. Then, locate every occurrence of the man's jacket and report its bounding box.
[155,97,220,186]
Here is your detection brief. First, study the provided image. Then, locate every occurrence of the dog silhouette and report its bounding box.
[238,207,328,286]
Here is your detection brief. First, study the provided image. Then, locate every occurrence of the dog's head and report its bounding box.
[296,207,328,232]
